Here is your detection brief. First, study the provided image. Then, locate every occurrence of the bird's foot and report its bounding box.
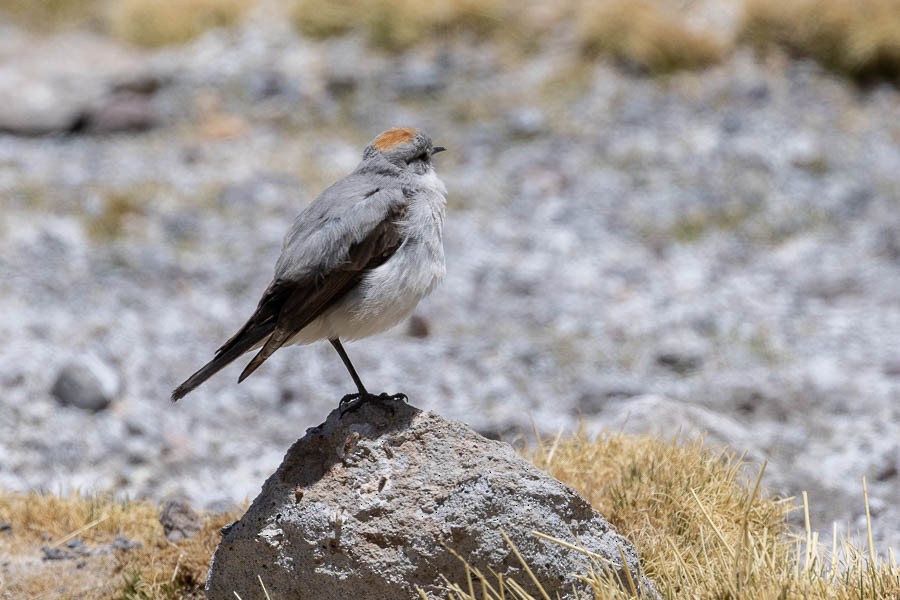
[339,392,408,416]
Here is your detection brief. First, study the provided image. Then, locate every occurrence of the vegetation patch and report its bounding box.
[740,0,900,84]
[290,0,508,51]
[105,0,252,48]
[85,189,148,241]
[526,433,897,599]
[576,0,723,74]
[0,0,100,30]
[2,435,897,599]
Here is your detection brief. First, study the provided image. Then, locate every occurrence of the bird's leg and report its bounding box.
[331,338,368,397]
[330,339,407,415]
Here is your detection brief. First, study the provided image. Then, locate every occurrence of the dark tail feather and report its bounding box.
[237,327,292,383]
[171,326,272,402]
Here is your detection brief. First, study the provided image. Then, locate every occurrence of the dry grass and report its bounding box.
[740,0,900,83]
[0,0,100,29]
[0,491,161,552]
[4,0,900,85]
[104,0,252,48]
[442,432,900,599]
[0,0,251,46]
[290,0,509,51]
[85,190,147,240]
[576,0,723,74]
[117,512,239,600]
[2,435,897,599]
[0,490,240,599]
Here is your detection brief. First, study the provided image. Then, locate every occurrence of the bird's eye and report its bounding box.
[407,152,428,164]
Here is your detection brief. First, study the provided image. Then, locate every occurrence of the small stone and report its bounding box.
[113,535,143,551]
[506,107,546,138]
[389,58,446,97]
[652,330,709,375]
[882,359,900,377]
[81,92,159,134]
[42,546,72,561]
[160,498,203,543]
[405,314,430,338]
[51,356,120,412]
[655,351,702,375]
[576,375,643,414]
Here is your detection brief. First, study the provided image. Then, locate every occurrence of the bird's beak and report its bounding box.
[432,146,447,155]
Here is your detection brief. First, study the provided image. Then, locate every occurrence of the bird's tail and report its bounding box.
[171,325,273,402]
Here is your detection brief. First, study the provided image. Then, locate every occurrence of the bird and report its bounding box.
[172,127,447,409]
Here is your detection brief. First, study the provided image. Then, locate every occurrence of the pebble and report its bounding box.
[50,356,120,412]
[160,498,203,542]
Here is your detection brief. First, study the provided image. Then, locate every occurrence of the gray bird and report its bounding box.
[172,127,447,407]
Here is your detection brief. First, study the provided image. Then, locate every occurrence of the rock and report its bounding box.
[80,91,159,134]
[160,498,203,542]
[405,313,430,338]
[388,58,447,97]
[652,330,710,375]
[207,399,658,600]
[576,374,645,414]
[0,30,159,135]
[587,395,766,466]
[113,535,143,551]
[50,356,119,412]
[506,107,546,138]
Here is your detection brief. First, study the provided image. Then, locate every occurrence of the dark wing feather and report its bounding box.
[170,281,292,401]
[237,212,404,382]
[171,182,406,402]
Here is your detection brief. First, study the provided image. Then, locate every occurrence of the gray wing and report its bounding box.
[236,182,407,381]
[171,179,406,401]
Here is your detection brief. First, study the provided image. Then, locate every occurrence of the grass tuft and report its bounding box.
[0,0,100,29]
[290,0,508,51]
[740,0,900,84]
[85,190,146,240]
[440,432,900,598]
[0,489,240,599]
[116,511,238,599]
[529,432,898,599]
[105,0,252,48]
[577,0,723,74]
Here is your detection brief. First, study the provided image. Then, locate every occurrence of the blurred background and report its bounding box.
[0,0,898,551]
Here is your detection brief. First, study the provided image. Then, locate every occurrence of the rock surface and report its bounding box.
[50,356,119,412]
[0,30,159,135]
[207,398,657,600]
[159,498,203,542]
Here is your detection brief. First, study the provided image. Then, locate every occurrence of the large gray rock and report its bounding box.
[207,399,657,599]
[0,30,160,135]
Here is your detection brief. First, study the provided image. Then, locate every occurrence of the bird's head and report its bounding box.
[364,127,446,174]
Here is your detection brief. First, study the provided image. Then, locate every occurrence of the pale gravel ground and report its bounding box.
[1,17,898,552]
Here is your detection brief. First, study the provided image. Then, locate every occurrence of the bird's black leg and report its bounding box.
[330,339,407,415]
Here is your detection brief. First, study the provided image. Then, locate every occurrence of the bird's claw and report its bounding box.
[339,391,408,416]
